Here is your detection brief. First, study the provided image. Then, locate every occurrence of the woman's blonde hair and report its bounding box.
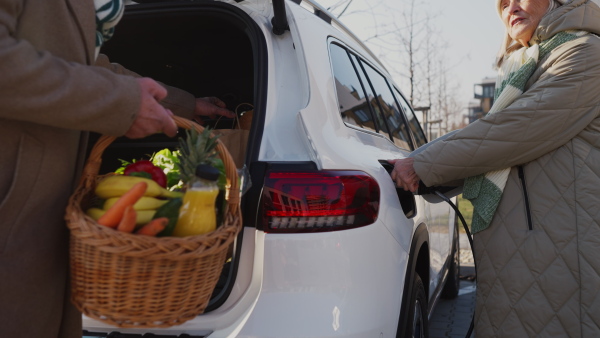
[495,0,563,68]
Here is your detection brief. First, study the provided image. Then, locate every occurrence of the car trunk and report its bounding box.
[93,0,265,312]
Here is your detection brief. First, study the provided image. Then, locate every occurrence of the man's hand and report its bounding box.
[193,97,236,122]
[125,78,178,139]
[388,158,420,193]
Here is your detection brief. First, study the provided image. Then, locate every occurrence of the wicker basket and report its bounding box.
[65,116,242,328]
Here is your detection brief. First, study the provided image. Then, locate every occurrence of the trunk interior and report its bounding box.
[92,1,262,312]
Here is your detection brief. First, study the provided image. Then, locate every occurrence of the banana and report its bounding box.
[86,207,156,225]
[95,175,183,199]
[103,196,168,211]
[85,208,105,220]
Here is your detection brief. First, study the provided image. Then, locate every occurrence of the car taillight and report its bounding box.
[261,170,380,233]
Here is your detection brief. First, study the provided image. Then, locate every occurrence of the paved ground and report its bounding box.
[429,234,476,338]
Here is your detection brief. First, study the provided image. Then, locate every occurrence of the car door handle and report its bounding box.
[379,160,417,218]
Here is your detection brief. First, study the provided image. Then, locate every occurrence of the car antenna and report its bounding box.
[272,0,289,35]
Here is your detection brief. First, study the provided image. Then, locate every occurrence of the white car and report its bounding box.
[83,0,460,337]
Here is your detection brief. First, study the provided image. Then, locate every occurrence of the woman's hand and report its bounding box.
[126,78,178,139]
[388,158,420,193]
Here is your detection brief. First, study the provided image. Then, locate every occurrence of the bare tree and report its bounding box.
[400,0,418,105]
[434,58,464,134]
[327,0,386,24]
[335,0,354,18]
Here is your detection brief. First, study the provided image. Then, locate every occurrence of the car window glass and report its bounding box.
[360,61,411,150]
[393,87,427,147]
[329,44,377,134]
[350,54,392,139]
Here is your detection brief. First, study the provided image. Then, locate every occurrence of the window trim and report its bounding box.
[352,55,396,141]
[391,86,428,148]
[355,55,415,151]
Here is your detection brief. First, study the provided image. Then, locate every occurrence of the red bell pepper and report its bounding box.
[124,160,168,188]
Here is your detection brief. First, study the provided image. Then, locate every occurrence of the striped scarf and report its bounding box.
[463,30,588,234]
[94,0,124,59]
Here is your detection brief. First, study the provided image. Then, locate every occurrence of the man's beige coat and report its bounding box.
[412,0,600,336]
[0,1,194,337]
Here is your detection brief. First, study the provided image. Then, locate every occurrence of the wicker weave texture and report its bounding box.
[65,116,242,328]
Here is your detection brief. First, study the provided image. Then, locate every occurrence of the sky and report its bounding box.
[313,0,511,120]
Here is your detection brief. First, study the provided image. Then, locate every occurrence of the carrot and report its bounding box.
[97,181,148,228]
[136,217,169,236]
[116,206,137,233]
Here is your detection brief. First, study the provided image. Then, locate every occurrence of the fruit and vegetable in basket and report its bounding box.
[85,127,227,237]
[123,160,168,188]
[85,207,156,225]
[95,175,182,199]
[173,164,220,237]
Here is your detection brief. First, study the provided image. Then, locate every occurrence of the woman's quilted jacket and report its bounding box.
[411,0,600,336]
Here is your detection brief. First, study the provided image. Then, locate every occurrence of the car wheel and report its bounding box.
[441,221,460,299]
[404,273,428,338]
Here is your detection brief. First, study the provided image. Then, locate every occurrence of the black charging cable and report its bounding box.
[431,189,475,338]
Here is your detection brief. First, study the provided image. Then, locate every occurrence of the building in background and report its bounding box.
[467,77,496,123]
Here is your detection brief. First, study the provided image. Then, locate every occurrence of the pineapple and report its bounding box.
[176,127,221,185]
[176,127,228,226]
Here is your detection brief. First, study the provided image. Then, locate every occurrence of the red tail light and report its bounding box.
[261,170,380,233]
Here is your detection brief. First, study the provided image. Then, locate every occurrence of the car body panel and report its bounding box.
[286,1,454,302]
[239,225,408,337]
[81,0,457,337]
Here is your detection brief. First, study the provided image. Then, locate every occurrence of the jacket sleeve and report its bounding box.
[412,36,600,187]
[0,4,140,136]
[95,54,196,119]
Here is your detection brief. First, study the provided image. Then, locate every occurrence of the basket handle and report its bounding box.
[80,116,241,207]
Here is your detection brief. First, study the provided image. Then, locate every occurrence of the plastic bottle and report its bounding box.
[173,164,220,237]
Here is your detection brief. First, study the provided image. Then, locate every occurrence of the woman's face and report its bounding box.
[500,0,550,46]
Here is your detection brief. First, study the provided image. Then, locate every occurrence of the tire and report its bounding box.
[441,220,460,299]
[403,274,429,338]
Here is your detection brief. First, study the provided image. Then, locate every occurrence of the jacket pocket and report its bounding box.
[517,165,533,231]
[0,134,44,254]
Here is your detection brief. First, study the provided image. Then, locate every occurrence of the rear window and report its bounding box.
[351,54,392,140]
[359,60,411,149]
[330,44,377,134]
[329,42,414,150]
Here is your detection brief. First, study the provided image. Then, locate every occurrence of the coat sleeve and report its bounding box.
[0,3,140,136]
[412,36,600,187]
[95,54,196,119]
